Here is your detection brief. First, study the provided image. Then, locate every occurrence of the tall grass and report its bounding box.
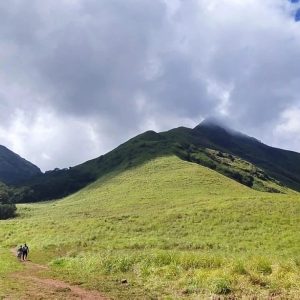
[0,156,299,298]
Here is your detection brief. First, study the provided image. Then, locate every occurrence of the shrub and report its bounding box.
[232,261,248,275]
[256,259,272,275]
[0,203,17,219]
[0,183,17,219]
[101,255,136,274]
[180,254,223,270]
[211,277,232,294]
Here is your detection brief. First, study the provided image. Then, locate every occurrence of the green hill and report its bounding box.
[0,145,41,184]
[14,120,300,203]
[191,119,300,191]
[0,156,299,298]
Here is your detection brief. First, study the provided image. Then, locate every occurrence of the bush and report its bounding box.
[211,277,232,294]
[232,261,248,275]
[0,183,17,219]
[0,203,17,219]
[180,254,223,270]
[256,259,272,275]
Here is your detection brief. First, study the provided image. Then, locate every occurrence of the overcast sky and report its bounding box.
[0,0,300,171]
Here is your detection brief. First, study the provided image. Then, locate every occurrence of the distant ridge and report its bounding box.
[8,119,300,202]
[190,119,300,190]
[0,145,41,184]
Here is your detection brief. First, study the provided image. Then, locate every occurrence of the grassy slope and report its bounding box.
[17,122,300,204]
[190,123,300,191]
[0,156,300,298]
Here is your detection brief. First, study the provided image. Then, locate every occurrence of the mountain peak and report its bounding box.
[194,117,232,133]
[198,117,225,128]
[195,118,261,143]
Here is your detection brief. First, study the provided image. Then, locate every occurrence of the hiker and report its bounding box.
[17,245,23,260]
[22,243,29,261]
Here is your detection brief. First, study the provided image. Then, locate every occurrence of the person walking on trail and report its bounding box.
[22,244,29,261]
[17,245,23,260]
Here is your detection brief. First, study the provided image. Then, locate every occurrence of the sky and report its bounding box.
[0,0,300,171]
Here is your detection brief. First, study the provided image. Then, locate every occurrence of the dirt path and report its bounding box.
[7,248,109,300]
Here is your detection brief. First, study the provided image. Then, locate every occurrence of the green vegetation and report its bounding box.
[190,121,300,191]
[0,182,16,219]
[11,130,168,203]
[0,156,299,298]
[174,146,288,193]
[9,120,300,203]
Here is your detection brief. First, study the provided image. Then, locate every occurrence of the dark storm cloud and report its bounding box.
[144,54,217,118]
[0,0,300,170]
[38,1,165,120]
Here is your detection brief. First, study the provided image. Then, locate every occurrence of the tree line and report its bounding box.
[0,183,17,219]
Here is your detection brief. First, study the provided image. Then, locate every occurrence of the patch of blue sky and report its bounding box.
[289,0,300,21]
[296,9,300,21]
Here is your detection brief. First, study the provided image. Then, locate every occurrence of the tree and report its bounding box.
[0,183,17,219]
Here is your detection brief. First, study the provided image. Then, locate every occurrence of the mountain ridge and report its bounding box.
[4,119,298,203]
[0,145,41,185]
[191,121,300,190]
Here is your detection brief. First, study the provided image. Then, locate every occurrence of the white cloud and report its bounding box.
[0,109,105,171]
[0,0,300,170]
[276,107,300,135]
[273,107,300,151]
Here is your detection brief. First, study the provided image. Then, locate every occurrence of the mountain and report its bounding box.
[12,120,300,202]
[0,145,41,185]
[191,120,300,191]
[1,155,300,298]
[1,123,300,297]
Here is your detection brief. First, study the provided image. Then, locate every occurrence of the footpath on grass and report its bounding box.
[5,248,109,300]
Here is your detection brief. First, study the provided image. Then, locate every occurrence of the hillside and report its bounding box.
[0,145,41,184]
[0,156,299,298]
[13,120,300,202]
[191,120,300,191]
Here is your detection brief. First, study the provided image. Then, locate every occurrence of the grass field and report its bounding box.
[0,156,300,299]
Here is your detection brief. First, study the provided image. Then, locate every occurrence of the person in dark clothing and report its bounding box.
[17,245,23,260]
[22,244,29,261]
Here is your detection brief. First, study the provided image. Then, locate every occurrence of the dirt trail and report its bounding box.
[7,248,109,300]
